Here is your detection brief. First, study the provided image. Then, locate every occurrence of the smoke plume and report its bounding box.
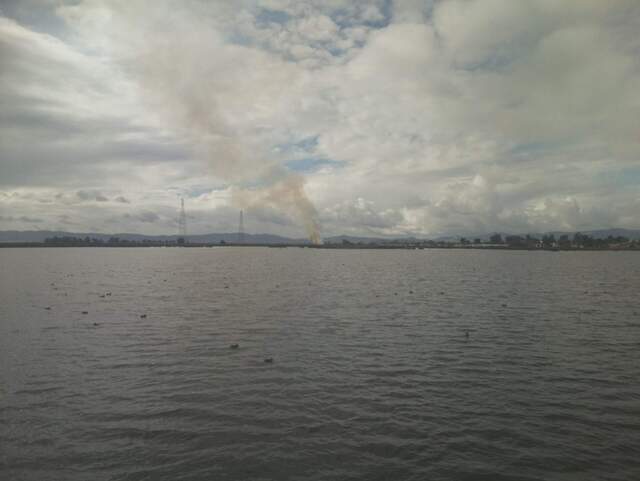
[232,169,321,244]
[106,1,321,242]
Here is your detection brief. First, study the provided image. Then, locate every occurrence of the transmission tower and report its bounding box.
[178,197,187,240]
[238,209,245,244]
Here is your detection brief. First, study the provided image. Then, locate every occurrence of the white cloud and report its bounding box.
[1,0,639,237]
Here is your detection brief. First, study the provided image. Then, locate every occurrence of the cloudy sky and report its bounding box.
[1,0,639,239]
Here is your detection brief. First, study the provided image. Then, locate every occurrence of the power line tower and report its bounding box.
[238,209,245,244]
[178,197,187,240]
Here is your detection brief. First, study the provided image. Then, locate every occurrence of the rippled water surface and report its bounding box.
[1,247,639,480]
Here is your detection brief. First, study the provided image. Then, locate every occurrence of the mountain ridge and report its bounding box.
[1,228,639,243]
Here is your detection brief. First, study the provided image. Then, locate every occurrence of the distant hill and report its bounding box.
[322,235,430,245]
[477,228,640,242]
[347,229,640,243]
[1,228,639,244]
[0,230,308,244]
[435,228,640,242]
[553,228,640,240]
[323,235,397,244]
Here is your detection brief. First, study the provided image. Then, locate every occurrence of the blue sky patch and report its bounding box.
[256,8,291,26]
[285,157,346,172]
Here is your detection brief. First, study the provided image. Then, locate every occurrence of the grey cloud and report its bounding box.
[57,214,75,225]
[0,215,44,223]
[323,198,404,234]
[124,211,160,223]
[246,205,295,227]
[0,16,192,191]
[1,2,639,237]
[76,190,108,202]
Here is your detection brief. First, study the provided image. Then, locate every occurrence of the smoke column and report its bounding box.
[108,2,321,243]
[232,169,321,244]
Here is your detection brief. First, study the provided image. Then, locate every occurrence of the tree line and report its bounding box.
[43,236,174,246]
[476,233,636,249]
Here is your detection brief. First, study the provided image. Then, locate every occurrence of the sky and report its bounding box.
[1,0,639,239]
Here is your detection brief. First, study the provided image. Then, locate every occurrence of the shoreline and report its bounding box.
[0,242,637,251]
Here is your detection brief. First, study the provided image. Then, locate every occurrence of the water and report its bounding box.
[1,247,639,480]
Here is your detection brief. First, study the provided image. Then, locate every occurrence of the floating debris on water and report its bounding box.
[140,314,147,319]
[230,344,239,349]
[264,358,274,364]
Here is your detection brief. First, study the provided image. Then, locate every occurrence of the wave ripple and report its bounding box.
[1,248,639,480]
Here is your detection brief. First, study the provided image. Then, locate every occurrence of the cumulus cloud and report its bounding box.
[76,190,108,202]
[1,0,639,237]
[323,197,404,235]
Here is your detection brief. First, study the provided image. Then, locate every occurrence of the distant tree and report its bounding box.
[573,232,583,245]
[505,235,524,247]
[541,234,553,247]
[490,233,503,244]
[582,235,594,248]
[474,238,481,244]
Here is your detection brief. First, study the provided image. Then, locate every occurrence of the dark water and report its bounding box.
[1,247,639,481]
